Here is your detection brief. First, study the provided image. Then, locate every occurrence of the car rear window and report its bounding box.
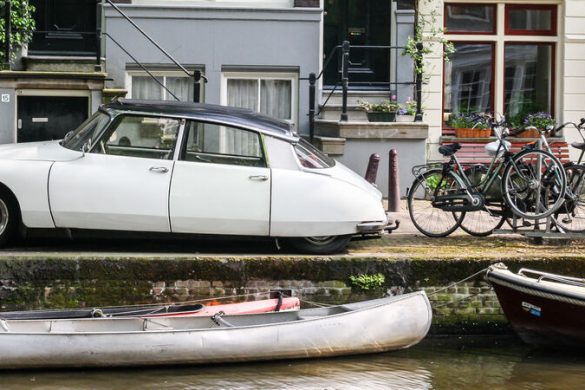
[294,139,336,169]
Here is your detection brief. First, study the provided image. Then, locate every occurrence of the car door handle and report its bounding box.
[149,166,169,174]
[249,175,269,182]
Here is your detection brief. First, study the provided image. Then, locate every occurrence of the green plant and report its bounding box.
[403,0,455,75]
[448,112,489,129]
[425,174,447,190]
[0,0,36,65]
[358,99,399,113]
[349,273,385,291]
[398,98,418,116]
[523,112,555,129]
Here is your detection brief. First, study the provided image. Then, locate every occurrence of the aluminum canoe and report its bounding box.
[0,291,431,369]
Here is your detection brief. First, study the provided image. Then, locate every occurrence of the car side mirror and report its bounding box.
[81,139,92,157]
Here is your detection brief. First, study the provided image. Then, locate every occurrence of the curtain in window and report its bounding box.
[227,79,258,110]
[167,77,193,101]
[260,80,292,120]
[132,76,163,100]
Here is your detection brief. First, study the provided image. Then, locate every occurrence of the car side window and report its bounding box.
[181,121,266,167]
[94,115,180,160]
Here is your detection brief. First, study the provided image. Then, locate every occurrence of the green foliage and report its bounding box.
[349,273,385,291]
[448,112,490,130]
[425,174,447,190]
[403,0,455,75]
[0,0,36,64]
[399,98,418,116]
[358,99,399,113]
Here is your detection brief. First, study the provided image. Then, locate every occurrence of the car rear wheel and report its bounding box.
[0,190,17,247]
[286,235,352,254]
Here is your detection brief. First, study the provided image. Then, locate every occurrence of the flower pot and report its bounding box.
[516,128,541,138]
[367,112,396,122]
[396,115,415,122]
[455,128,491,138]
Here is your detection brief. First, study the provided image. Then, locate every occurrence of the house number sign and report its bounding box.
[1,94,9,103]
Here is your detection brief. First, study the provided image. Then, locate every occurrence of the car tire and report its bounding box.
[286,235,352,254]
[0,189,18,247]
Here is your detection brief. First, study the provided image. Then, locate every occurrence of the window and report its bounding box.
[506,5,556,35]
[94,115,181,160]
[443,3,558,135]
[445,4,496,34]
[181,121,265,167]
[129,73,195,101]
[221,72,298,126]
[294,139,336,169]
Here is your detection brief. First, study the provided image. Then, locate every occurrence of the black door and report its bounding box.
[324,0,391,88]
[29,0,97,55]
[17,96,89,143]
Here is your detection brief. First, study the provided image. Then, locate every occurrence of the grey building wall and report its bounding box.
[0,89,16,144]
[104,5,322,134]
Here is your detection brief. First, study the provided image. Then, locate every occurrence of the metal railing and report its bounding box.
[308,40,424,143]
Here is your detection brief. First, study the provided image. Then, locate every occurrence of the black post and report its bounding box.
[193,70,201,103]
[340,40,350,122]
[414,42,423,122]
[3,0,11,69]
[308,72,316,144]
[95,0,102,71]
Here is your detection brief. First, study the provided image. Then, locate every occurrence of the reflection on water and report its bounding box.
[1,336,585,389]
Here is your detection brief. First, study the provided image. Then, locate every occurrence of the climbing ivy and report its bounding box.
[0,0,36,65]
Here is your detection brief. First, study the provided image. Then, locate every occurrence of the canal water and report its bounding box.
[1,336,584,389]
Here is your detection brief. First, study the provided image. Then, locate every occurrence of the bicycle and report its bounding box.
[407,118,567,237]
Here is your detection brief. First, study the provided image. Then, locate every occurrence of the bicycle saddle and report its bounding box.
[438,143,461,157]
[571,142,585,151]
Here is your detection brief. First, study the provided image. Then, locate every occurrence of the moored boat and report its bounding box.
[0,291,431,369]
[486,262,585,349]
[0,296,300,320]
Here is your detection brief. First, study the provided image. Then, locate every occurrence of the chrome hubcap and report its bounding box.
[0,199,9,236]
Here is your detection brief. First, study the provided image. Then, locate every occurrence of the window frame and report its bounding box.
[126,70,201,102]
[505,4,557,36]
[444,3,497,35]
[179,119,268,168]
[220,71,298,128]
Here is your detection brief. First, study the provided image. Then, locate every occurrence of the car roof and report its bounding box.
[103,99,297,141]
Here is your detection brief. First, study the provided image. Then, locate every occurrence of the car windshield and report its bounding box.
[61,111,111,151]
[294,139,336,169]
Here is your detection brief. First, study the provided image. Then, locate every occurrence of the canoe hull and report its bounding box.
[486,264,585,349]
[0,292,431,369]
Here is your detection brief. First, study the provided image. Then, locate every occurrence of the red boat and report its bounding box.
[0,296,300,320]
[486,263,585,349]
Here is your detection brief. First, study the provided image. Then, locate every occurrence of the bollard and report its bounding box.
[388,149,400,212]
[364,153,380,184]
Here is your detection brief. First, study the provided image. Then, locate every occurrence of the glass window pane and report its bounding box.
[508,8,553,32]
[98,116,180,160]
[227,79,258,111]
[260,80,292,120]
[444,43,493,120]
[131,76,163,100]
[182,121,264,167]
[166,77,193,101]
[504,44,553,122]
[445,5,495,33]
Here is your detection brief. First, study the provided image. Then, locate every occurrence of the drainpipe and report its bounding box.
[308,72,316,144]
[340,40,350,122]
[3,0,11,70]
[95,0,103,71]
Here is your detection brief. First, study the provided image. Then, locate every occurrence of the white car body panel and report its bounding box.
[49,153,173,232]
[169,161,270,235]
[270,162,387,237]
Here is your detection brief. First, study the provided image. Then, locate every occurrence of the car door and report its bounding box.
[169,120,270,236]
[49,115,182,232]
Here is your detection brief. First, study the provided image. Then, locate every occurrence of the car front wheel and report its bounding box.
[286,235,352,254]
[0,190,17,247]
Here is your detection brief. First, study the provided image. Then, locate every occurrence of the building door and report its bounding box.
[17,96,89,143]
[29,0,97,55]
[323,0,391,88]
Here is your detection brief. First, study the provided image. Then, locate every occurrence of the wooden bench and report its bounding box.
[439,139,570,164]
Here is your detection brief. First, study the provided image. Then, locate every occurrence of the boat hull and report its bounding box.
[486,265,585,349]
[0,292,431,369]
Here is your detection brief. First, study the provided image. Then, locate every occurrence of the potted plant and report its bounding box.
[448,112,491,138]
[517,112,555,138]
[359,99,399,122]
[396,98,417,122]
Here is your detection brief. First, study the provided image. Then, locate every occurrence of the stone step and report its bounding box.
[314,119,428,140]
[24,56,104,73]
[320,90,392,106]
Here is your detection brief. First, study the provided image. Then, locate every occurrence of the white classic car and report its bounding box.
[0,100,388,254]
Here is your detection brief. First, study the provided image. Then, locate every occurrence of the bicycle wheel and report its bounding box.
[554,164,585,232]
[502,149,566,220]
[408,169,465,237]
[458,166,506,236]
